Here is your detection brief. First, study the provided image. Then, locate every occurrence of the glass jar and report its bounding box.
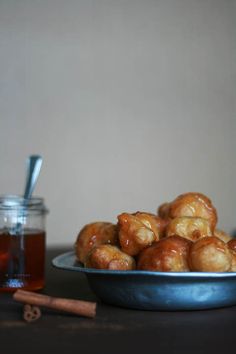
[0,195,48,292]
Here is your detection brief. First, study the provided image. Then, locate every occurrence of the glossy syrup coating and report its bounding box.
[118,212,161,256]
[227,239,236,271]
[166,217,212,242]
[189,236,231,272]
[85,244,136,270]
[75,222,118,264]
[158,193,218,231]
[137,236,191,272]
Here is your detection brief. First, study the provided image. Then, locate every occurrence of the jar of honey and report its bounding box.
[0,195,48,291]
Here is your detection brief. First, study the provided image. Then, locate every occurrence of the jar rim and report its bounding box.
[0,194,48,214]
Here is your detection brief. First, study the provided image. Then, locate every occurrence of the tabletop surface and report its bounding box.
[1,247,236,354]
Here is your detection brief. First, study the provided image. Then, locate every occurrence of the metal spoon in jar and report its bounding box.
[23,155,43,201]
[14,155,43,233]
[9,155,43,281]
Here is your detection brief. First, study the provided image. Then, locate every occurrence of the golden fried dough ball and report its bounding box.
[137,236,191,272]
[118,212,160,256]
[227,239,236,271]
[157,202,171,219]
[214,229,232,243]
[156,216,169,238]
[228,239,236,252]
[85,244,136,270]
[75,222,118,264]
[166,217,212,241]
[189,236,231,272]
[168,193,218,231]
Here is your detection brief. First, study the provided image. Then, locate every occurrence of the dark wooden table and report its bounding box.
[0,247,235,354]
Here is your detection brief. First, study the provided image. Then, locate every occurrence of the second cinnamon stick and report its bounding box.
[13,290,96,318]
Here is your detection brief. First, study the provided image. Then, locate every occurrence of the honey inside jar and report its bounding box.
[0,228,45,291]
[0,195,48,291]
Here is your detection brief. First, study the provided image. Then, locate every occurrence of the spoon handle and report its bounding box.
[23,155,42,200]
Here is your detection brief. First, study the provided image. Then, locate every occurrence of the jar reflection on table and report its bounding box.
[0,195,48,292]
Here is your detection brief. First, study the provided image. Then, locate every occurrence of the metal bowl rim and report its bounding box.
[52,251,236,278]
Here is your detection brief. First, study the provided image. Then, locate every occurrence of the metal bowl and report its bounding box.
[52,251,236,311]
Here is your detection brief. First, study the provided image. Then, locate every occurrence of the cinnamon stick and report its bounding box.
[23,304,41,322]
[13,290,96,318]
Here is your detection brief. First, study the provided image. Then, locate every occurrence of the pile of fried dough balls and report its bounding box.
[75,192,236,272]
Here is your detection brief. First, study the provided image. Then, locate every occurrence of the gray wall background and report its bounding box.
[0,0,235,246]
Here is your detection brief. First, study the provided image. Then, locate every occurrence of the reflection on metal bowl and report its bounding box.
[52,251,236,311]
